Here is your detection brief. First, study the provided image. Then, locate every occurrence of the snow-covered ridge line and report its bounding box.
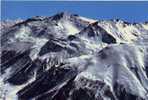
[1,12,147,30]
[1,12,148,100]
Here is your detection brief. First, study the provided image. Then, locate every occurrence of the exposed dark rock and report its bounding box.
[17,66,78,100]
[68,35,77,41]
[1,12,148,100]
[1,49,30,73]
[113,82,144,100]
[36,76,76,100]
[101,33,116,44]
[39,40,64,56]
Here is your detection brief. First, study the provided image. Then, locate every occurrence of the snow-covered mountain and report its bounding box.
[0,12,148,100]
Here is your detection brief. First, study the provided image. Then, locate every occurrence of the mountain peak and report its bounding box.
[51,11,71,20]
[51,11,79,21]
[1,12,148,100]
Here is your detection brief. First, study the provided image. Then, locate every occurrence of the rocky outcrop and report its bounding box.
[1,12,148,100]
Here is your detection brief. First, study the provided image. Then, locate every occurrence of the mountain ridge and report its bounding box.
[0,12,148,100]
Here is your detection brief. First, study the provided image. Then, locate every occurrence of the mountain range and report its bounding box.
[0,12,148,100]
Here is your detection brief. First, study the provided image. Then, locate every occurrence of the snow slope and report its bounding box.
[0,12,148,100]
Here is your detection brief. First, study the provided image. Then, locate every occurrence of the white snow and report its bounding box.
[2,13,148,100]
[142,24,148,30]
[97,21,146,43]
[78,16,96,23]
[68,44,148,99]
[29,38,48,60]
[79,34,107,53]
[9,26,48,60]
[58,20,80,35]
[0,68,37,100]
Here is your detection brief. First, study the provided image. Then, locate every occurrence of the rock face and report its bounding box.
[0,12,148,100]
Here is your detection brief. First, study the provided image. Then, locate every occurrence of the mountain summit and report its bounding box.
[1,12,148,100]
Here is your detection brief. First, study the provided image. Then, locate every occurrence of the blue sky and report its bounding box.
[1,1,148,22]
